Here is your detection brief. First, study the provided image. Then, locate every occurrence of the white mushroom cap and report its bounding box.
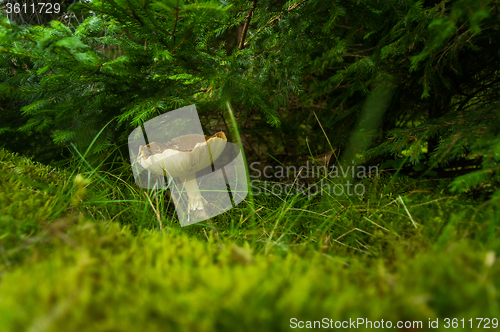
[137,132,227,178]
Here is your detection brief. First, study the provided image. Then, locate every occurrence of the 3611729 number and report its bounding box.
[6,2,61,14]
[443,318,498,329]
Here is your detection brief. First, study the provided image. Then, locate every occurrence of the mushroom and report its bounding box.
[137,132,227,222]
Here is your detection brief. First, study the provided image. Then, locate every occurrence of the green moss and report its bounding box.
[0,149,72,264]
[0,220,499,332]
[0,149,499,331]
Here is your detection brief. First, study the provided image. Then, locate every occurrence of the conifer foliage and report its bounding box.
[0,0,499,197]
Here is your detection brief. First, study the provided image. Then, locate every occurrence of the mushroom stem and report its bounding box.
[179,173,209,217]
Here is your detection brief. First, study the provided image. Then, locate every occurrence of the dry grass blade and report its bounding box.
[313,111,334,152]
[363,216,390,233]
[399,196,417,228]
[241,207,264,224]
[144,191,163,230]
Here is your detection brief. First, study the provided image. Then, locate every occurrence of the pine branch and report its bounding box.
[173,0,180,44]
[243,0,309,47]
[238,0,256,50]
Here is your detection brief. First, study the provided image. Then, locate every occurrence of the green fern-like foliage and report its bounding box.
[0,0,300,161]
[1,0,499,199]
[359,0,500,197]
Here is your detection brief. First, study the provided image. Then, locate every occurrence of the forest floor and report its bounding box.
[0,148,499,331]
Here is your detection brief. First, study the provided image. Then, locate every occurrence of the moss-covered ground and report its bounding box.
[0,149,499,331]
